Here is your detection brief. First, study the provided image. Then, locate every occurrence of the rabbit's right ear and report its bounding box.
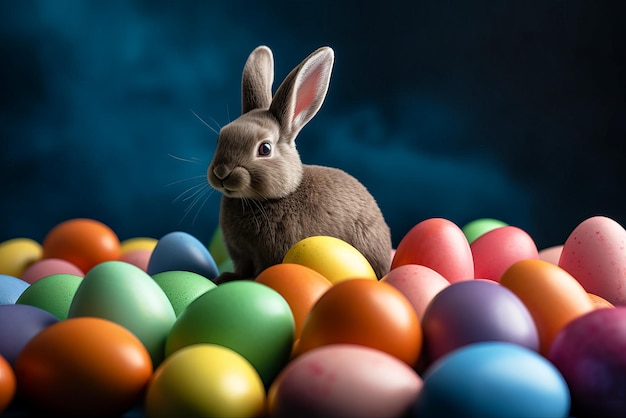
[241,46,275,114]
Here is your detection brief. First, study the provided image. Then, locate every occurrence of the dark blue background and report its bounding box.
[1,0,624,250]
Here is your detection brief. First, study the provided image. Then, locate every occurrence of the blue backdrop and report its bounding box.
[1,0,624,250]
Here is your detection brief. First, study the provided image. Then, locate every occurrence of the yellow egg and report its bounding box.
[282,236,377,284]
[119,237,158,255]
[145,344,266,418]
[0,238,42,278]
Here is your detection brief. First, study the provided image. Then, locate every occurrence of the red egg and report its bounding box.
[391,218,474,283]
[471,226,538,282]
[15,317,152,417]
[0,355,15,413]
[42,218,120,273]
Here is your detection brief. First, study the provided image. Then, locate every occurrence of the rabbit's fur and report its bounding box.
[208,46,392,282]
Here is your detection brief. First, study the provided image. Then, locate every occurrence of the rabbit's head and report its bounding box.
[208,46,334,200]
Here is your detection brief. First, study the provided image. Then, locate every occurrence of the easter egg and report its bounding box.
[15,317,152,417]
[16,274,83,320]
[558,215,626,306]
[120,237,158,253]
[208,226,230,266]
[500,259,595,355]
[297,279,422,366]
[380,264,449,320]
[146,344,265,418]
[0,355,15,413]
[588,292,614,309]
[391,218,474,283]
[549,307,626,417]
[151,270,217,316]
[462,218,508,243]
[41,218,120,273]
[0,274,29,304]
[166,280,294,386]
[268,344,423,418]
[421,280,538,364]
[120,249,153,271]
[414,342,570,418]
[471,226,539,282]
[255,263,332,339]
[218,257,234,274]
[147,231,219,281]
[0,238,42,278]
[0,304,58,366]
[282,236,377,283]
[20,257,84,284]
[68,261,176,366]
[538,245,563,265]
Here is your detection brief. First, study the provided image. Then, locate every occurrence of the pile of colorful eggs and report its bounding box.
[0,215,625,417]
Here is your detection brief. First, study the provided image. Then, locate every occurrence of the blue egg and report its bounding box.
[147,231,219,280]
[0,274,30,304]
[413,342,570,418]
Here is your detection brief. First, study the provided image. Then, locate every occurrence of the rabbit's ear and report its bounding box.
[242,46,275,114]
[270,47,334,142]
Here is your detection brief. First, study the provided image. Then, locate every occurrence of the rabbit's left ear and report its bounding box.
[270,47,334,142]
[242,46,275,114]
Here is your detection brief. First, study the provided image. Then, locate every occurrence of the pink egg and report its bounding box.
[538,245,563,265]
[558,215,626,306]
[381,264,450,320]
[20,258,84,284]
[391,218,474,283]
[471,226,538,282]
[268,344,422,417]
[120,249,153,272]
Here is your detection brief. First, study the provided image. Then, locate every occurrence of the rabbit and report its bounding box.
[207,45,392,283]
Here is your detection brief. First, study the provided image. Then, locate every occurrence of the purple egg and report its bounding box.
[0,274,30,304]
[422,279,539,365]
[549,307,626,417]
[0,304,58,366]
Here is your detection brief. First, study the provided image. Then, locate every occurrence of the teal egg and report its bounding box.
[462,218,508,243]
[68,261,176,366]
[165,280,294,386]
[414,342,570,417]
[16,273,83,319]
[151,270,216,316]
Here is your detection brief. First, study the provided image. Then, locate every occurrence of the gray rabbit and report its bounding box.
[208,45,392,282]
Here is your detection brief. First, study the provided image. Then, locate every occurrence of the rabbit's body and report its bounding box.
[208,45,392,282]
[220,164,391,279]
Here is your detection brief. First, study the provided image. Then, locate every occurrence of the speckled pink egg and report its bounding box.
[558,216,626,306]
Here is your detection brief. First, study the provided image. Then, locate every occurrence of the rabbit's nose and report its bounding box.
[212,165,231,180]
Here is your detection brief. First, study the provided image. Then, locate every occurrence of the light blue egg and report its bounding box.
[147,231,219,280]
[0,274,30,304]
[413,342,570,418]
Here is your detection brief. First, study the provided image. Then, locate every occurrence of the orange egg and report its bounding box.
[0,355,16,413]
[14,317,152,417]
[255,263,332,340]
[500,259,595,356]
[42,218,121,273]
[297,279,422,366]
[588,292,614,309]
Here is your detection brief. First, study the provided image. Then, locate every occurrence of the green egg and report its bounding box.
[151,270,216,316]
[68,261,176,366]
[462,218,509,244]
[218,257,234,274]
[165,280,295,387]
[16,273,83,320]
[208,226,229,266]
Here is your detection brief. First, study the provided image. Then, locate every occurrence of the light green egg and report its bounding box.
[462,218,509,244]
[208,226,229,266]
[16,273,83,320]
[68,261,176,366]
[151,270,216,316]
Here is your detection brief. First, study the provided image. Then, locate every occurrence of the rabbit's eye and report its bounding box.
[257,142,272,157]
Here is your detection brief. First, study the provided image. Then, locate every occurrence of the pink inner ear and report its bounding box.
[293,66,323,121]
